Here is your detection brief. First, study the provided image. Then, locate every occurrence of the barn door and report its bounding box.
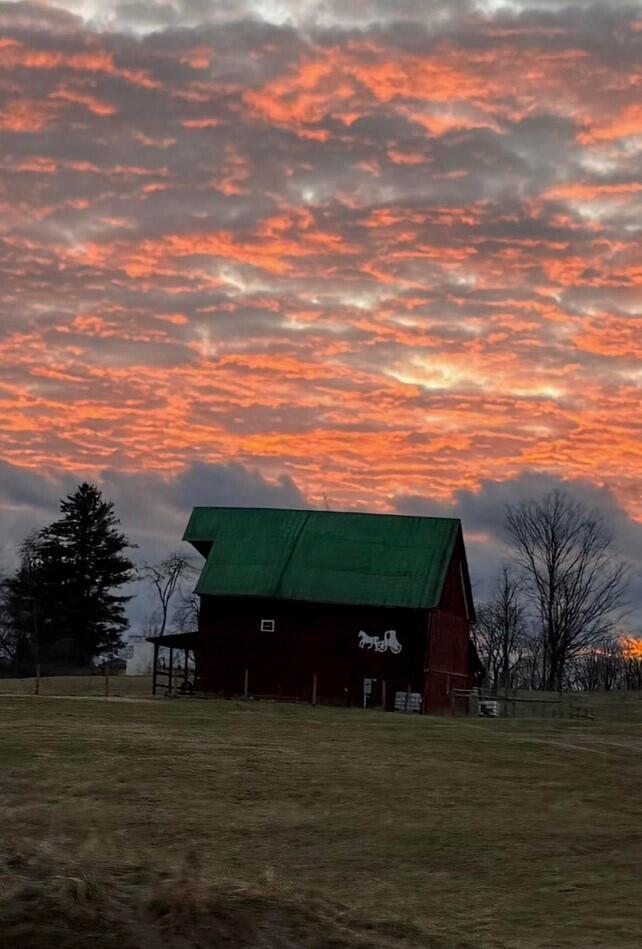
[361,676,381,709]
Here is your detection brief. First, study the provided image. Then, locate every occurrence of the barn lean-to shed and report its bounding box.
[152,507,481,712]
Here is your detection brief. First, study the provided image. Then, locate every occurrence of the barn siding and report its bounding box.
[196,596,428,708]
[192,531,474,713]
[424,545,472,710]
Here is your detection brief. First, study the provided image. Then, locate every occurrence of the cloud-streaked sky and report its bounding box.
[1,1,641,620]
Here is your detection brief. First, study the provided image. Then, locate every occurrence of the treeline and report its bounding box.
[473,490,639,693]
[1,482,639,692]
[0,483,201,675]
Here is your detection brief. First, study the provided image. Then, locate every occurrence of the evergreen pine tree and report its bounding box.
[33,483,135,666]
[1,537,42,673]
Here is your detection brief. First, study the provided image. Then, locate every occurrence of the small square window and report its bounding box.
[260,619,275,632]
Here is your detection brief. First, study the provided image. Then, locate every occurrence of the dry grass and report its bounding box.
[0,674,153,698]
[4,676,641,721]
[1,691,641,948]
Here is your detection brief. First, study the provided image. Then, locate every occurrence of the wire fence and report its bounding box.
[0,672,152,699]
[450,688,595,720]
[3,674,640,721]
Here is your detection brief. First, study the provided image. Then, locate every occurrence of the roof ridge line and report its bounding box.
[188,505,460,524]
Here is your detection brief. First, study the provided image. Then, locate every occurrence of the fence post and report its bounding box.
[104,662,110,698]
[152,642,159,696]
[381,679,386,711]
[244,668,249,698]
[34,663,40,696]
[469,690,480,717]
[312,674,317,706]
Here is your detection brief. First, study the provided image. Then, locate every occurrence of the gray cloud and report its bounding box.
[0,459,306,627]
[3,462,639,632]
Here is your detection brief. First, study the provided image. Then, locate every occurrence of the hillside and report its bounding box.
[1,691,640,948]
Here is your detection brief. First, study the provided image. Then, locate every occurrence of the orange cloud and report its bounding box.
[1,7,641,530]
[0,41,159,88]
[49,87,116,116]
[0,97,59,131]
[579,104,642,143]
[573,317,642,359]
[12,156,58,173]
[542,182,642,201]
[387,149,427,165]
[242,46,489,136]
[180,46,213,70]
[180,117,220,128]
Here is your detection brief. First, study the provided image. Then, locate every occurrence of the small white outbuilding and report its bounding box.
[123,636,155,675]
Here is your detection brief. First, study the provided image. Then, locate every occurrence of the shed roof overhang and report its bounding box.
[146,631,198,649]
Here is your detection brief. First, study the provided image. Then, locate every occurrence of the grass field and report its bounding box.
[1,686,641,948]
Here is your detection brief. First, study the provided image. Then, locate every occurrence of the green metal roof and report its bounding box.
[184,507,462,611]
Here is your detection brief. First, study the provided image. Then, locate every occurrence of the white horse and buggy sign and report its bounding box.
[357,629,402,654]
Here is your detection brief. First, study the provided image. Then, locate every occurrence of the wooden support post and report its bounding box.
[312,674,317,706]
[104,662,110,697]
[381,679,386,711]
[152,642,159,696]
[35,663,40,696]
[168,647,174,694]
[184,648,189,683]
[244,668,249,698]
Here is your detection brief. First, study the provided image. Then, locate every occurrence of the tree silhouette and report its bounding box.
[505,490,628,691]
[5,483,136,668]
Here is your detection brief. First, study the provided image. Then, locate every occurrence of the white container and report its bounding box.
[479,700,500,717]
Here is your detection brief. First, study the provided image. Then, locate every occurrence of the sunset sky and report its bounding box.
[1,0,641,624]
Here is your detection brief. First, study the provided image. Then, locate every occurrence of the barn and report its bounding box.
[149,507,481,712]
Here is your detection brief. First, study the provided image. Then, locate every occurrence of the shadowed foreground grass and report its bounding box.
[1,693,641,948]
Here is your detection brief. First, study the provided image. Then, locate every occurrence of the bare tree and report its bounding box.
[172,589,200,633]
[566,636,642,692]
[515,635,544,691]
[569,637,623,692]
[139,552,196,638]
[505,490,629,691]
[0,592,17,666]
[472,568,527,693]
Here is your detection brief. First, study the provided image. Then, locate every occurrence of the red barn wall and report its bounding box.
[425,540,472,710]
[196,596,428,709]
